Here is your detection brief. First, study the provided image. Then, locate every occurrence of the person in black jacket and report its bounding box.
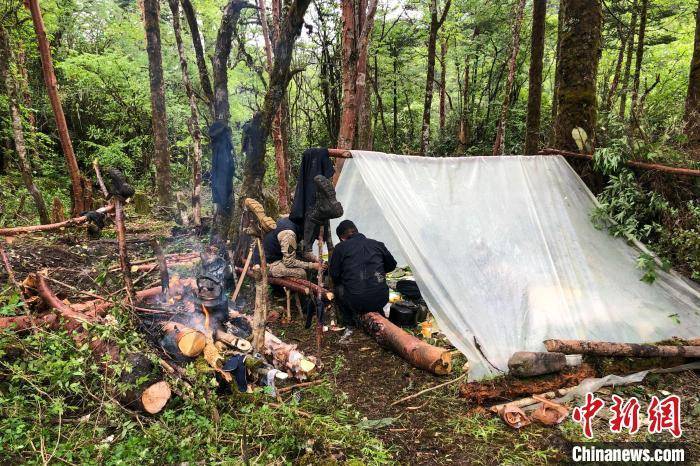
[329,220,397,342]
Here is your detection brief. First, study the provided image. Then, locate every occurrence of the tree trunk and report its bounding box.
[552,0,602,153]
[180,0,215,118]
[544,339,700,358]
[603,24,628,112]
[524,0,547,155]
[335,0,379,177]
[619,0,638,119]
[258,0,289,212]
[458,51,472,152]
[240,0,312,202]
[630,0,648,122]
[168,0,202,227]
[548,3,564,146]
[439,37,447,133]
[685,1,700,147]
[492,0,527,155]
[420,0,451,156]
[25,0,86,216]
[0,27,50,224]
[143,0,173,207]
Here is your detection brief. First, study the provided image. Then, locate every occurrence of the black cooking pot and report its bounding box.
[389,301,418,327]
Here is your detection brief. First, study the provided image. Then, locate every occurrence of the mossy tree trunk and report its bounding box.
[552,0,603,153]
[685,0,700,148]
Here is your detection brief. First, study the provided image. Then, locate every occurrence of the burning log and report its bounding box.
[161,321,206,357]
[359,312,452,375]
[31,273,171,414]
[0,204,115,237]
[543,339,700,359]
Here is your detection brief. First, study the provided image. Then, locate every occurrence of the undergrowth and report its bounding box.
[0,292,391,465]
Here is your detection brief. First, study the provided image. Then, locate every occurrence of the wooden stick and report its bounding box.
[315,225,325,360]
[538,148,700,177]
[544,338,700,358]
[230,244,253,303]
[390,373,467,406]
[327,147,700,178]
[150,238,169,294]
[92,159,109,198]
[114,199,134,304]
[0,204,115,237]
[277,379,323,394]
[252,239,268,351]
[0,240,21,293]
[42,275,109,302]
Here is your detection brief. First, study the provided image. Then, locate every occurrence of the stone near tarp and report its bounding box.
[508,351,566,377]
[133,192,150,214]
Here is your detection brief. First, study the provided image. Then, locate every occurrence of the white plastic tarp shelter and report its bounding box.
[331,151,700,380]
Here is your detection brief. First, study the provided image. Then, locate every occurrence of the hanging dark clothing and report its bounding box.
[209,121,235,211]
[329,233,397,295]
[289,148,335,224]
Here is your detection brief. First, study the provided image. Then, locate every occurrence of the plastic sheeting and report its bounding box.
[332,151,700,380]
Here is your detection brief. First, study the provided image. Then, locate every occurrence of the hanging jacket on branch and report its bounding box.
[209,121,235,212]
[289,148,334,224]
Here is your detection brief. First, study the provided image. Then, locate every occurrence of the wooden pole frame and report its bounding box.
[326,148,700,178]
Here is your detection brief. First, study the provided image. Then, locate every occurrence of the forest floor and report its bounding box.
[1,210,699,464]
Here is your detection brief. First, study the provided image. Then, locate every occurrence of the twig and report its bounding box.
[0,240,21,293]
[390,373,467,406]
[277,379,323,394]
[42,275,108,302]
[230,244,253,303]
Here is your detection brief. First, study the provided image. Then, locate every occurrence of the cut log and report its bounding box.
[161,321,206,357]
[544,339,700,359]
[31,273,171,413]
[460,363,597,405]
[234,266,333,301]
[0,204,114,237]
[508,351,567,377]
[140,380,172,414]
[359,312,452,375]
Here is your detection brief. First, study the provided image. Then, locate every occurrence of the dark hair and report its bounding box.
[336,220,358,239]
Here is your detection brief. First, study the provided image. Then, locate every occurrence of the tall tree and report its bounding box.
[241,0,313,201]
[619,0,639,119]
[167,0,202,227]
[684,0,700,147]
[337,0,379,157]
[210,0,250,243]
[258,0,290,212]
[438,37,448,132]
[552,0,603,152]
[25,0,87,216]
[524,0,547,155]
[419,0,451,156]
[492,0,526,155]
[180,0,215,117]
[630,0,649,122]
[143,0,173,207]
[603,22,628,112]
[0,26,49,224]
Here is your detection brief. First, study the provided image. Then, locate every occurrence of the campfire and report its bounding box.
[136,244,317,392]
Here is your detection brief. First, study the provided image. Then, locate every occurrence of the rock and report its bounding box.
[133,192,150,215]
[508,351,566,377]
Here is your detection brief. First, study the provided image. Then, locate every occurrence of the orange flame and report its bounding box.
[201,303,210,330]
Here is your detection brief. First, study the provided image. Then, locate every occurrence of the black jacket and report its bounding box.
[289,148,335,224]
[329,233,397,295]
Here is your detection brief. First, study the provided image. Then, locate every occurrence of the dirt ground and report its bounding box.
[2,222,699,465]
